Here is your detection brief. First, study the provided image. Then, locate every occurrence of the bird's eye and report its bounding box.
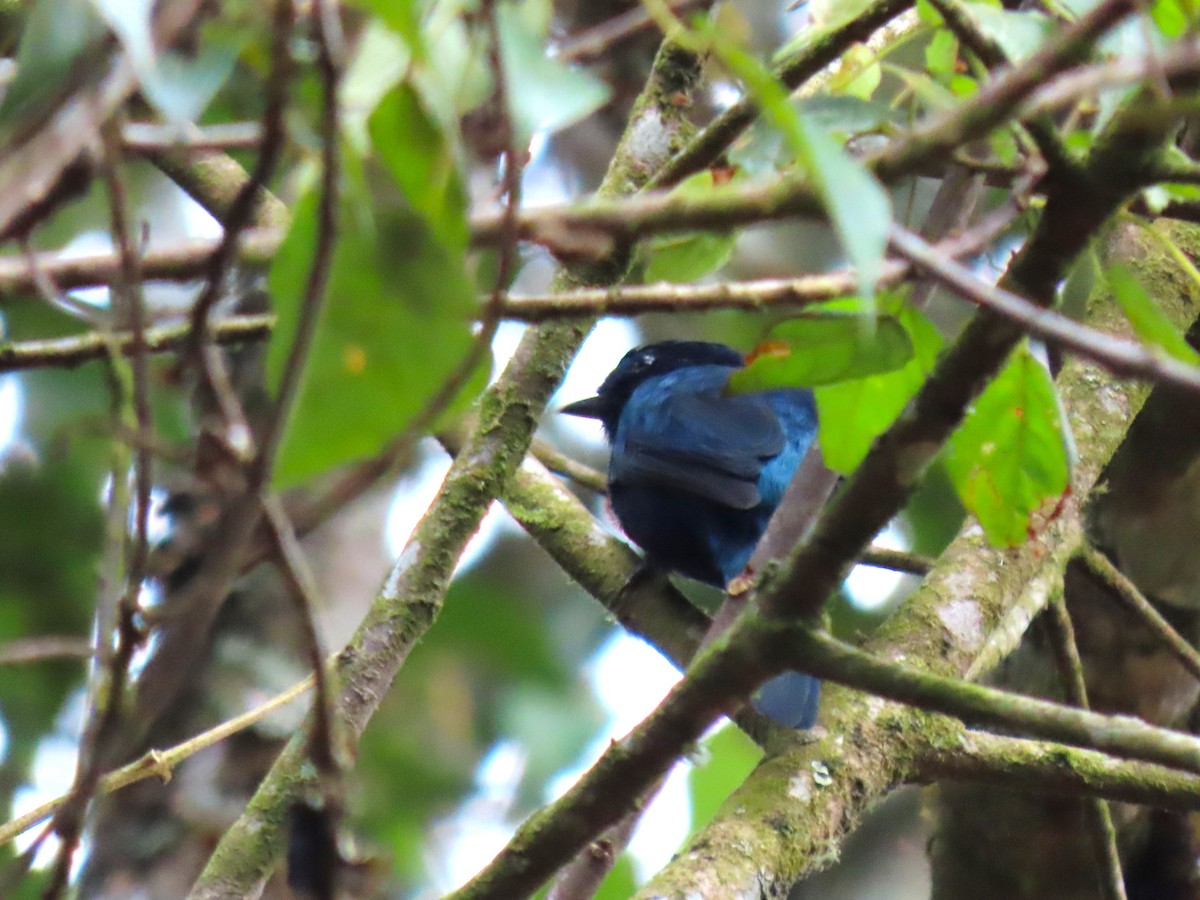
[641,353,655,367]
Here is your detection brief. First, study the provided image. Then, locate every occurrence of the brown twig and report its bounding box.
[887,223,1200,394]
[858,546,932,575]
[530,438,608,494]
[246,0,342,491]
[0,313,273,373]
[1023,42,1200,122]
[263,495,338,775]
[179,0,293,398]
[1079,545,1200,685]
[546,777,664,900]
[645,0,913,190]
[555,0,705,63]
[41,120,154,900]
[0,675,315,850]
[1042,595,1128,900]
[0,0,206,240]
[0,636,92,666]
[0,230,279,300]
[122,121,263,153]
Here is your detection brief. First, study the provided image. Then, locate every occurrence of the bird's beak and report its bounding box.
[559,396,607,419]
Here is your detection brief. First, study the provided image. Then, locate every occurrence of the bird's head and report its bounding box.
[559,340,744,435]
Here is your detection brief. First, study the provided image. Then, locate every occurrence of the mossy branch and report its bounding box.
[637,222,1200,899]
[185,38,708,899]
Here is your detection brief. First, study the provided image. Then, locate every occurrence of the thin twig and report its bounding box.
[0,675,314,849]
[530,438,608,494]
[546,777,665,900]
[0,204,1020,331]
[42,121,154,900]
[262,495,338,775]
[505,198,1019,319]
[0,637,92,666]
[122,121,263,153]
[179,0,293,396]
[1079,545,1200,685]
[0,313,273,373]
[18,238,109,324]
[0,230,279,299]
[1042,595,1128,900]
[1023,41,1200,122]
[554,0,704,63]
[888,223,1200,394]
[915,728,1200,810]
[858,546,932,575]
[646,0,913,190]
[246,0,342,491]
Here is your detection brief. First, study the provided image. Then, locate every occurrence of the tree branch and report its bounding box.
[186,37,709,899]
[0,314,272,373]
[637,218,1200,897]
[888,223,1200,395]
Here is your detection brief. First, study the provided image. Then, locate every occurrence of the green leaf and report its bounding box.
[90,0,239,123]
[93,0,155,75]
[925,29,958,80]
[592,856,638,900]
[815,304,944,472]
[708,32,891,300]
[728,307,914,393]
[830,44,882,101]
[1150,0,1189,37]
[0,457,102,787]
[140,41,242,123]
[369,82,469,250]
[688,724,762,831]
[644,231,736,284]
[916,0,945,26]
[794,96,903,137]
[497,2,610,142]
[353,0,426,54]
[642,171,737,283]
[945,344,1072,547]
[990,128,1020,167]
[0,0,107,132]
[884,63,958,111]
[266,168,479,488]
[774,0,881,61]
[950,74,979,96]
[342,21,412,150]
[1058,247,1099,321]
[962,5,1054,61]
[1108,265,1200,365]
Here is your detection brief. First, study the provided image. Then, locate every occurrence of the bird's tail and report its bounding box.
[752,671,821,729]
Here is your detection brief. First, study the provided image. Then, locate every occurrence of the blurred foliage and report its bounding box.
[0,0,1195,896]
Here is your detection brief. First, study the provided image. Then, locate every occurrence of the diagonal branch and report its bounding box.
[888,223,1200,394]
[186,36,709,899]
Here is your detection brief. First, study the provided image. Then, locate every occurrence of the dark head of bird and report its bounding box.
[559,340,745,435]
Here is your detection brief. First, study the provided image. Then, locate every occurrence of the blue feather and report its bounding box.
[560,341,823,729]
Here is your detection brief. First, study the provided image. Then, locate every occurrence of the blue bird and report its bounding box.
[560,340,822,728]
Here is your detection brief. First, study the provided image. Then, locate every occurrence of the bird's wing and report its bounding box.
[613,387,784,510]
